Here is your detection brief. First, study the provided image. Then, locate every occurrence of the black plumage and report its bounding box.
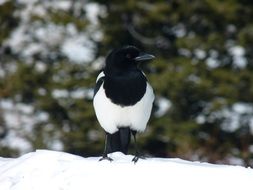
[93,45,155,162]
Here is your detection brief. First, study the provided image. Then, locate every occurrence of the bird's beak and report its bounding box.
[134,53,155,62]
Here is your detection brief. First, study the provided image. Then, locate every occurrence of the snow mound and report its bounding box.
[0,150,252,190]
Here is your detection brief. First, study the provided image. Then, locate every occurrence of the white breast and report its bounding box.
[93,73,154,134]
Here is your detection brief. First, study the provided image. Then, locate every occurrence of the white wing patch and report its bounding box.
[96,72,105,82]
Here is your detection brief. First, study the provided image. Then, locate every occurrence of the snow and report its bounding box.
[206,57,219,68]
[216,103,253,133]
[205,47,247,69]
[85,3,101,25]
[0,0,7,5]
[52,88,94,99]
[0,100,34,153]
[0,1,102,154]
[61,36,95,63]
[0,150,252,190]
[155,97,171,117]
[228,45,247,69]
[172,23,186,37]
[196,102,253,134]
[49,1,72,11]
[194,49,206,60]
[5,1,98,64]
[178,48,191,57]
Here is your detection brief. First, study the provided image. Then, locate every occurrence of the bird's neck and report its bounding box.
[104,67,140,79]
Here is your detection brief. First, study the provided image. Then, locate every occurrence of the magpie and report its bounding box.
[93,45,155,162]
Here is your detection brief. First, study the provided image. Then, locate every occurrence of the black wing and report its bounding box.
[93,76,105,98]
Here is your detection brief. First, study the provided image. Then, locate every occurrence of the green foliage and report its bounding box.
[90,0,253,165]
[1,0,253,166]
[0,1,19,43]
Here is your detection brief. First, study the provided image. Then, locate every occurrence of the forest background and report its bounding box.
[1,0,253,166]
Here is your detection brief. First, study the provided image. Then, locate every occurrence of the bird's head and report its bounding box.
[104,46,155,76]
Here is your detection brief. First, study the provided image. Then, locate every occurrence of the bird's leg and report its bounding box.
[99,133,113,162]
[131,130,145,163]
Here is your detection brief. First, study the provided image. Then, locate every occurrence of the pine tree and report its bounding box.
[0,1,20,156]
[0,1,101,157]
[1,0,253,165]
[90,0,253,165]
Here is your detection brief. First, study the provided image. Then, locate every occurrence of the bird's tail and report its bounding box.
[105,128,131,154]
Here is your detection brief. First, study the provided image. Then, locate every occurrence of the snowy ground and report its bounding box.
[0,150,252,190]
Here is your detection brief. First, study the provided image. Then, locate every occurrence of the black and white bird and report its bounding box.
[93,46,155,162]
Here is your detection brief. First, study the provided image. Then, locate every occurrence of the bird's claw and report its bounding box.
[99,155,113,162]
[132,153,146,163]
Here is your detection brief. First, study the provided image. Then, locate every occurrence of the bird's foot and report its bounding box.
[132,152,146,163]
[99,155,113,162]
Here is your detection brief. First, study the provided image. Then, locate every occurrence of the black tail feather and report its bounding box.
[119,128,131,154]
[105,132,120,154]
[105,127,131,154]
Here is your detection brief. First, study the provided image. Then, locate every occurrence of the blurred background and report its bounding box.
[0,0,253,166]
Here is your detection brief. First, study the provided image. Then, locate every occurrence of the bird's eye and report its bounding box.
[126,54,131,59]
